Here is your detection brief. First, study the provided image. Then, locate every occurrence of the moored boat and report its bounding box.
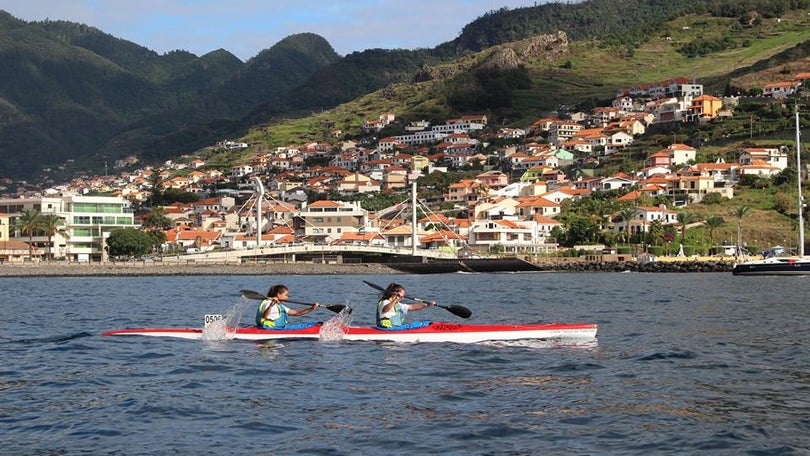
[732,109,810,276]
[101,321,598,344]
[731,253,810,276]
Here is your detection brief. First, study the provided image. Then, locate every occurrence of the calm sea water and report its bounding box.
[1,272,808,455]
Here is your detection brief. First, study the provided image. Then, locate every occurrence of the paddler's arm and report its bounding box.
[410,301,435,311]
[261,299,279,319]
[287,302,319,316]
[381,296,399,313]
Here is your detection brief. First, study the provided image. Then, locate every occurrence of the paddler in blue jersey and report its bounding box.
[256,284,319,329]
[376,282,435,328]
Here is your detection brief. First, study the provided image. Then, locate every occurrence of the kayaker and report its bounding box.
[376,282,435,328]
[256,284,319,329]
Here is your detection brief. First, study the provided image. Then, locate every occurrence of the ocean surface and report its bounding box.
[1,272,808,455]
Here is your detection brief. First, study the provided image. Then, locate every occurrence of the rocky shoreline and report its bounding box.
[532,259,735,273]
[0,262,401,277]
[0,259,735,277]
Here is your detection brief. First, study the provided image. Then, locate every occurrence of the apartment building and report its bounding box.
[0,195,137,262]
[293,200,370,244]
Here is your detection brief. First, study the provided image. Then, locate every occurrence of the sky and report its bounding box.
[2,0,544,61]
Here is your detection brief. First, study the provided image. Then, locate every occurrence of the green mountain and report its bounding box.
[0,0,808,183]
[0,12,340,180]
[239,4,810,150]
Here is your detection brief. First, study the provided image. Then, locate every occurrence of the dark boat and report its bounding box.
[731,256,810,276]
[732,110,810,276]
[731,246,810,276]
[387,257,540,274]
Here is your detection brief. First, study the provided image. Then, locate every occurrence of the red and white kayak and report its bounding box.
[101,320,598,344]
[341,322,597,343]
[100,324,323,341]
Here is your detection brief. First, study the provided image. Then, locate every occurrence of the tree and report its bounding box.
[162,188,201,204]
[147,172,165,207]
[142,207,173,232]
[617,207,637,244]
[647,219,664,247]
[663,226,677,254]
[145,231,168,253]
[704,215,725,248]
[563,214,601,245]
[12,209,42,259]
[106,228,153,258]
[676,210,698,243]
[141,207,172,254]
[734,206,752,259]
[39,213,69,261]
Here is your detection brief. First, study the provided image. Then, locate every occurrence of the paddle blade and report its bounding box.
[362,280,385,292]
[443,305,472,319]
[240,289,267,300]
[326,304,352,315]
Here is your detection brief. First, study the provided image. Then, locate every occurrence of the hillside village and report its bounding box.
[0,72,808,262]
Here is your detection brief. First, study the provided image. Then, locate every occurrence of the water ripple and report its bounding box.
[0,273,807,455]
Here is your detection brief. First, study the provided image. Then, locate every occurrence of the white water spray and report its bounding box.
[319,306,353,342]
[201,300,253,341]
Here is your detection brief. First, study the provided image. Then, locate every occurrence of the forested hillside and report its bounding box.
[0,0,808,183]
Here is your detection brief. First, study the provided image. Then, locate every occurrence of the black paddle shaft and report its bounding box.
[361,281,472,319]
[239,290,350,314]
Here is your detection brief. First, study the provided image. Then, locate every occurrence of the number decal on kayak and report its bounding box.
[204,314,224,327]
[431,323,462,331]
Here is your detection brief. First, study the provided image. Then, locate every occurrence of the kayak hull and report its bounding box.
[101,322,597,343]
[100,324,323,341]
[342,322,597,343]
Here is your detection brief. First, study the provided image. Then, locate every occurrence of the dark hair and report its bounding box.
[267,284,288,298]
[379,282,404,300]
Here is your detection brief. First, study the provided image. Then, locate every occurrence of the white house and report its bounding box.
[739,147,788,171]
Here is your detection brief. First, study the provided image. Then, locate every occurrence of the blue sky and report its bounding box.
[3,0,543,61]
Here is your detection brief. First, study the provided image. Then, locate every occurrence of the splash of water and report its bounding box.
[319,307,353,342]
[201,300,252,341]
[201,319,232,341]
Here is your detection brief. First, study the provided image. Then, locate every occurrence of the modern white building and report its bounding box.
[293,200,370,244]
[0,195,138,262]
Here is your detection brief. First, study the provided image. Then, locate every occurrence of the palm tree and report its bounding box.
[734,206,752,259]
[648,219,664,247]
[39,213,69,261]
[12,209,42,259]
[617,207,637,244]
[704,215,725,249]
[676,210,697,243]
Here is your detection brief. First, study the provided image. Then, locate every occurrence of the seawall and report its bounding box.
[531,260,735,273]
[0,259,735,277]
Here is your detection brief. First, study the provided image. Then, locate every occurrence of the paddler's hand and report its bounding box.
[312,302,320,310]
